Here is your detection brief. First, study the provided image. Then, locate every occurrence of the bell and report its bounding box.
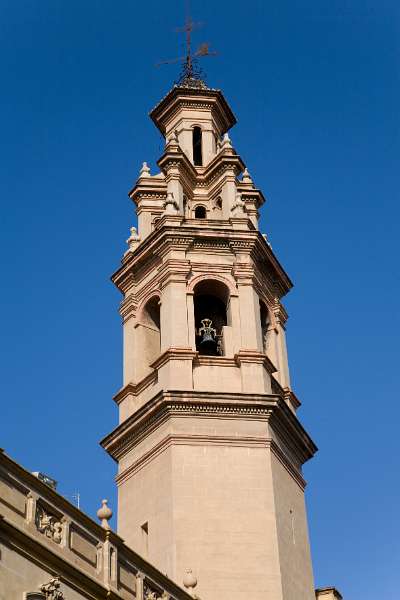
[198,318,218,355]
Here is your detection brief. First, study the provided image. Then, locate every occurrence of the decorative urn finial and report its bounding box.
[139,161,151,178]
[97,499,113,529]
[221,132,232,150]
[125,226,140,256]
[183,568,198,593]
[242,168,253,184]
[166,130,179,148]
[262,233,272,249]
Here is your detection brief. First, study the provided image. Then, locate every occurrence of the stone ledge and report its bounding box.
[101,390,317,468]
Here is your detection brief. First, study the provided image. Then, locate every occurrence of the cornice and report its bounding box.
[194,355,236,367]
[113,371,158,405]
[157,148,198,190]
[119,295,137,323]
[101,390,317,469]
[150,347,197,370]
[149,86,237,135]
[112,225,292,299]
[128,176,167,206]
[236,184,266,209]
[157,258,192,288]
[235,351,277,375]
[199,152,245,187]
[273,297,289,326]
[284,387,302,409]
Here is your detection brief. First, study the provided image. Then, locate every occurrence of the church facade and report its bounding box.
[0,77,342,600]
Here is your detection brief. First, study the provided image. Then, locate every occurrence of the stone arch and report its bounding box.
[136,292,161,379]
[192,125,203,166]
[188,273,237,297]
[193,204,207,219]
[137,290,162,323]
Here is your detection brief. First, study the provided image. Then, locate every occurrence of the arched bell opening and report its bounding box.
[259,299,271,355]
[137,295,161,378]
[194,205,207,219]
[192,126,203,166]
[193,280,230,356]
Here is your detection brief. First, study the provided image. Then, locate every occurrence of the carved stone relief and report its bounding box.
[39,577,64,600]
[35,505,63,544]
[144,581,168,600]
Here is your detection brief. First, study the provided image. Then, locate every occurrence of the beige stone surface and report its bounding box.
[0,450,194,600]
[102,82,331,600]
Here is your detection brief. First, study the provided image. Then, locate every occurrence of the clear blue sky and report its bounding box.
[1,1,399,598]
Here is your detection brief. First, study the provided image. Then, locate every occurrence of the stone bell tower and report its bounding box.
[102,77,317,600]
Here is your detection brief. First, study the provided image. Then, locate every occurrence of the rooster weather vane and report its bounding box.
[156,2,216,88]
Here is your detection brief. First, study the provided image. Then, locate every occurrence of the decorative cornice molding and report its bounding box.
[112,226,292,300]
[193,355,236,367]
[273,297,289,326]
[101,390,317,469]
[235,351,277,374]
[149,87,236,136]
[150,347,197,371]
[113,371,158,405]
[119,295,138,323]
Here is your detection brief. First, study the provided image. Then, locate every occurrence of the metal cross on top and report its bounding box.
[156,1,216,86]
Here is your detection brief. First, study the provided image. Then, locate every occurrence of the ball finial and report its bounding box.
[97,499,112,529]
[183,568,197,590]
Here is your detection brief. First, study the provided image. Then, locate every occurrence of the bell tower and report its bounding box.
[102,77,317,600]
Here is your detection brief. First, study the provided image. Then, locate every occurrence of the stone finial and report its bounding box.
[242,168,253,184]
[139,162,151,178]
[97,499,112,529]
[166,130,179,149]
[221,132,232,149]
[231,193,246,216]
[164,191,179,214]
[183,569,198,594]
[262,233,272,249]
[125,226,140,255]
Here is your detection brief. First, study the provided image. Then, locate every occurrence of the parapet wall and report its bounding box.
[0,449,193,600]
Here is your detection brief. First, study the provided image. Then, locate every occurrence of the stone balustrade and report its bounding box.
[0,449,194,600]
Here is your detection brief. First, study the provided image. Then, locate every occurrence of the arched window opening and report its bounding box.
[192,126,203,166]
[194,280,230,356]
[195,205,207,219]
[259,300,270,354]
[138,296,161,379]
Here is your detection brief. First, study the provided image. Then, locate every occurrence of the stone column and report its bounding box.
[273,298,291,389]
[157,247,194,389]
[233,249,271,393]
[120,290,137,386]
[186,292,196,351]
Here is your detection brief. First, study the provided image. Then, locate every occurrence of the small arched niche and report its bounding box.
[192,126,203,166]
[193,280,230,356]
[138,295,161,378]
[194,205,207,219]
